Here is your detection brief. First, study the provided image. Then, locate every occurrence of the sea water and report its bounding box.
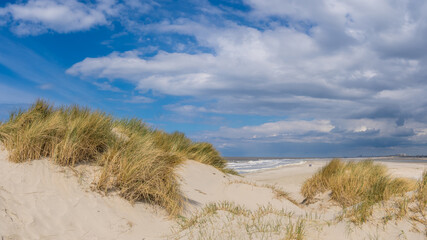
[226,157,427,174]
[226,158,310,174]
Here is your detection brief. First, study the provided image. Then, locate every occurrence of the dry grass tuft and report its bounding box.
[0,100,63,162]
[0,100,234,215]
[415,171,427,211]
[96,133,184,215]
[175,201,305,240]
[409,171,427,227]
[53,106,114,166]
[301,159,415,224]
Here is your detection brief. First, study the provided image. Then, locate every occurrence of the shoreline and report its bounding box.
[1,147,426,239]
[243,160,427,202]
[226,156,427,162]
[228,157,427,175]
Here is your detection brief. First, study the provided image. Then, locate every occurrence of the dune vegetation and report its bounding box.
[412,171,427,226]
[175,201,305,240]
[0,100,236,215]
[301,159,418,224]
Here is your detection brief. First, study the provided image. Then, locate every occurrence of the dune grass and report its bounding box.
[301,159,415,224]
[0,100,235,215]
[415,171,427,211]
[410,171,427,227]
[175,201,305,240]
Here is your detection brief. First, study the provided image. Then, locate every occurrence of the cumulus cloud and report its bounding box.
[63,0,427,154]
[244,0,427,57]
[201,120,335,143]
[0,0,119,35]
[196,118,427,155]
[68,16,427,118]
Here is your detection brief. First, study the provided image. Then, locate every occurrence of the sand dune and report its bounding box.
[0,148,300,239]
[1,147,426,239]
[177,160,301,214]
[245,160,427,240]
[0,148,174,240]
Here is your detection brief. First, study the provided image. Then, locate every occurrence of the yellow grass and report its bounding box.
[0,100,235,215]
[415,171,427,210]
[175,201,305,240]
[301,159,415,224]
[410,171,427,227]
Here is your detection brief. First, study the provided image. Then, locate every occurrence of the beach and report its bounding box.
[242,158,427,201]
[2,0,427,239]
[1,146,426,239]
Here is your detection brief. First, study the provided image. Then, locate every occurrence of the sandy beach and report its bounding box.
[2,0,427,238]
[244,160,427,202]
[1,145,426,239]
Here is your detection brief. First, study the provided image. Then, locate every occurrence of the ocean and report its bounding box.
[225,156,427,174]
[225,157,319,174]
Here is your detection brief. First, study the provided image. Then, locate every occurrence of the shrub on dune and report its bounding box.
[0,100,64,162]
[151,130,231,171]
[0,99,235,215]
[301,159,415,223]
[53,106,114,166]
[412,171,427,226]
[97,125,184,215]
[415,171,427,209]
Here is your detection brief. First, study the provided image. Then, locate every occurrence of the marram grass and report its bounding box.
[301,159,416,224]
[0,100,235,215]
[175,201,305,240]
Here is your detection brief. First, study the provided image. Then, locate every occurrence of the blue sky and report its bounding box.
[1,0,427,157]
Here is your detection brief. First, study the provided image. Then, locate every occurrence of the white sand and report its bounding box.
[1,146,426,239]
[176,160,302,214]
[244,160,427,202]
[0,148,300,239]
[245,160,427,239]
[0,148,173,240]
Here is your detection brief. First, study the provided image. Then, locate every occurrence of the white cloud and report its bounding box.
[244,0,427,57]
[65,0,427,151]
[67,17,427,119]
[197,118,427,149]
[93,81,122,92]
[0,0,120,35]
[201,119,334,143]
[68,24,370,99]
[124,95,154,104]
[1,0,427,154]
[0,8,8,25]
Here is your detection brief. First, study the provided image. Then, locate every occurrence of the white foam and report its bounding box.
[227,159,307,174]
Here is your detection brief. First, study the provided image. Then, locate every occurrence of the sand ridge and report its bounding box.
[1,147,426,239]
[0,148,302,239]
[0,148,173,240]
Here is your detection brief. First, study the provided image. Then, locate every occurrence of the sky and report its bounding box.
[1,0,427,157]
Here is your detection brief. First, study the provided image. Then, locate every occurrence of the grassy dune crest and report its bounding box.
[0,100,234,215]
[301,159,415,223]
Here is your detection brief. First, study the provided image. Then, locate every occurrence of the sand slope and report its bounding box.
[176,160,301,214]
[0,148,300,239]
[1,146,426,239]
[0,148,174,240]
[245,160,427,240]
